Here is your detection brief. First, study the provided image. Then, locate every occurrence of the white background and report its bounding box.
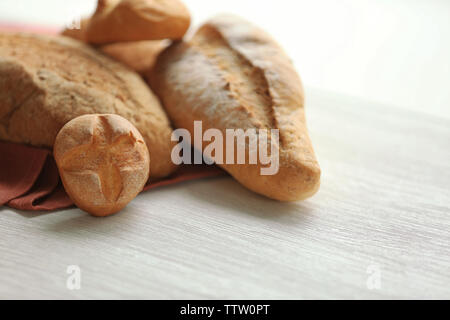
[0,0,449,118]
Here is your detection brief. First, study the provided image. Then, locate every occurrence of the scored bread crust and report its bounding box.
[54,114,150,216]
[149,14,321,201]
[0,32,176,179]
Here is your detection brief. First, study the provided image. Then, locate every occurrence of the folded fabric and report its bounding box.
[0,141,225,211]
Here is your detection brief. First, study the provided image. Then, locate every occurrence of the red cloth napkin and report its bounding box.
[0,141,225,211]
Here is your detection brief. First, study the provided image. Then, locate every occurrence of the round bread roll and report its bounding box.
[0,32,177,179]
[85,0,191,44]
[54,114,150,217]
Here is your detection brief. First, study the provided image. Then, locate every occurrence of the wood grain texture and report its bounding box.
[0,88,449,299]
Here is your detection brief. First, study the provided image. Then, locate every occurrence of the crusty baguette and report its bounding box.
[0,32,176,179]
[149,14,321,201]
[85,0,191,44]
[54,114,150,216]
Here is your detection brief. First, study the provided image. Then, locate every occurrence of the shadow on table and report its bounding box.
[0,202,139,237]
[44,206,143,237]
[2,174,317,232]
[0,206,72,219]
[183,176,316,224]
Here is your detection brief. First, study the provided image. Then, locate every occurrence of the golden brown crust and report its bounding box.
[149,14,321,201]
[0,32,177,179]
[100,40,170,74]
[61,18,169,75]
[85,0,191,44]
[54,114,150,216]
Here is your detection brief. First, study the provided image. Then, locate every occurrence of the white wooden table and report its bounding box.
[0,0,449,299]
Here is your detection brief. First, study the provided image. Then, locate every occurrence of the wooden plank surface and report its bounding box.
[1,87,449,299]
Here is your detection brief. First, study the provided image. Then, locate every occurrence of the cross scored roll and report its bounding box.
[54,114,150,216]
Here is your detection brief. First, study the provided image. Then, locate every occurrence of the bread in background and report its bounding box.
[85,0,191,44]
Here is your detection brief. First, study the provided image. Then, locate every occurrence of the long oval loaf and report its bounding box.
[149,14,321,201]
[0,32,176,179]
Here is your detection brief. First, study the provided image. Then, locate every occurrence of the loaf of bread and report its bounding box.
[149,15,321,201]
[54,114,150,216]
[0,32,176,179]
[85,0,191,44]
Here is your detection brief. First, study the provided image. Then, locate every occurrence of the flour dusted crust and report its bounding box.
[0,32,176,179]
[150,14,321,201]
[85,0,191,44]
[54,114,150,216]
